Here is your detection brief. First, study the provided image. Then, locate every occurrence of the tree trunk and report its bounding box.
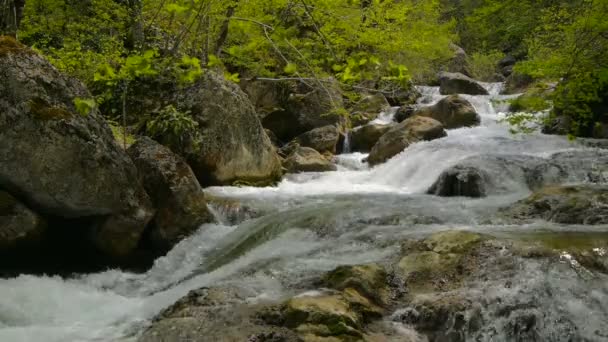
[1,0,25,37]
[214,2,238,56]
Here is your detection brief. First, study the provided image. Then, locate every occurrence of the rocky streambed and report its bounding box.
[0,39,607,342]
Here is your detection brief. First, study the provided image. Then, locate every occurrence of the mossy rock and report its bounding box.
[284,294,363,339]
[423,230,483,254]
[29,98,72,121]
[0,36,33,57]
[322,264,390,307]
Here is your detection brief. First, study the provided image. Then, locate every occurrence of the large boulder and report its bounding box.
[446,43,471,77]
[439,72,489,96]
[283,146,337,173]
[502,185,608,225]
[415,95,481,129]
[259,79,346,142]
[350,123,395,153]
[295,125,340,154]
[350,93,390,127]
[174,72,283,186]
[0,36,154,258]
[376,79,421,106]
[0,191,45,251]
[367,117,446,166]
[128,137,214,251]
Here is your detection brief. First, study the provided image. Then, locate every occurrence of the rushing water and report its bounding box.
[1,84,607,341]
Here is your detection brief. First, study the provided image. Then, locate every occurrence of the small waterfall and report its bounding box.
[371,106,400,125]
[342,131,352,153]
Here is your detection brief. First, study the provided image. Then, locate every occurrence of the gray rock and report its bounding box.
[128,137,214,250]
[439,72,489,96]
[0,38,154,258]
[174,72,283,186]
[259,79,346,142]
[283,146,337,173]
[351,123,395,153]
[295,125,340,154]
[368,117,446,166]
[415,95,480,129]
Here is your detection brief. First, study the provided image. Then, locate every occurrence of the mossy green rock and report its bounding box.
[322,263,390,307]
[503,185,608,224]
[424,230,483,254]
[284,294,363,339]
[0,40,153,258]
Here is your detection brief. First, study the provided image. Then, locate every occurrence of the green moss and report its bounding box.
[29,98,72,121]
[0,36,33,57]
[512,232,608,252]
[109,124,136,148]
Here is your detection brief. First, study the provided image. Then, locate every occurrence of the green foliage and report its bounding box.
[73,97,97,116]
[500,112,542,134]
[145,105,202,152]
[467,50,504,81]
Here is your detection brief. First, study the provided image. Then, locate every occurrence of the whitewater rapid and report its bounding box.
[0,83,602,342]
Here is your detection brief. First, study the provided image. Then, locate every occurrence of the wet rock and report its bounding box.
[283,293,363,339]
[438,72,489,96]
[503,185,608,225]
[396,231,484,292]
[127,137,214,250]
[0,38,154,258]
[367,117,446,166]
[350,124,395,153]
[0,191,45,251]
[423,231,483,254]
[322,263,390,307]
[350,93,390,127]
[283,146,337,173]
[295,125,340,155]
[139,286,300,342]
[174,72,283,186]
[428,165,490,198]
[261,79,346,142]
[394,105,416,123]
[414,95,480,129]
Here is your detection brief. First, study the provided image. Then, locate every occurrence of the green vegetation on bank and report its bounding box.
[1,0,607,138]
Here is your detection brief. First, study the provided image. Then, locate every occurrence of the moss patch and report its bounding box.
[29,98,72,121]
[0,36,33,57]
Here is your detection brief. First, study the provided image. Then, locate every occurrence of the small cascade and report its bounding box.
[371,106,399,125]
[341,131,352,153]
